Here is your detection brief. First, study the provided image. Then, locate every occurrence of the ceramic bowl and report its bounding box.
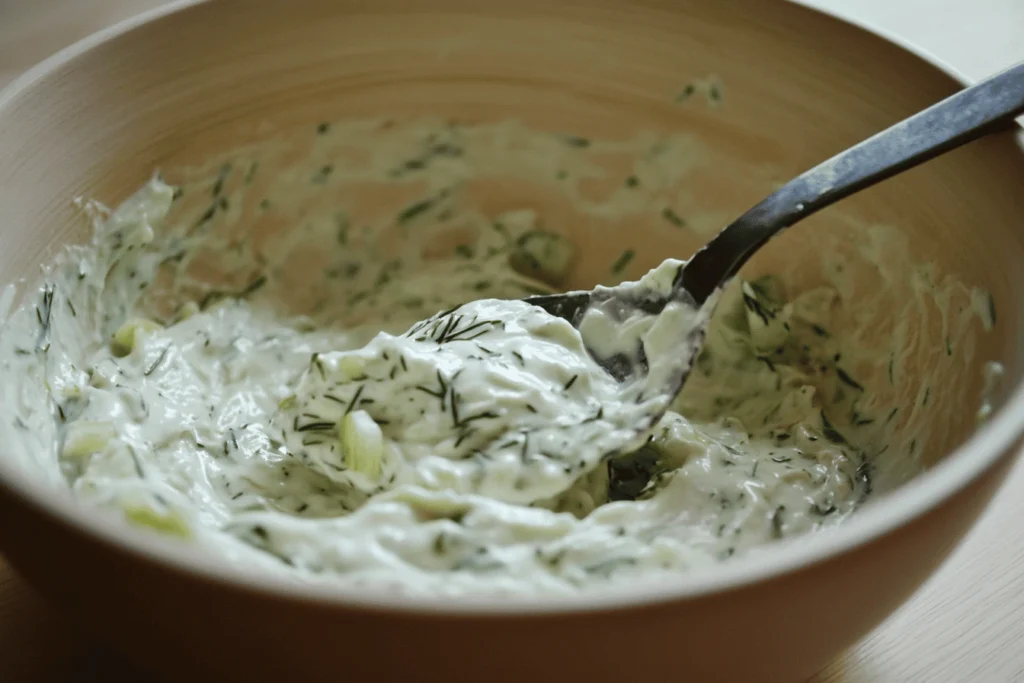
[1,1,1023,681]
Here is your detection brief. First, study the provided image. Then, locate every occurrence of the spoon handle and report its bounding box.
[680,61,1024,304]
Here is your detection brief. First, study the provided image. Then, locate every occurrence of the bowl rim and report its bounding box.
[1,0,1023,615]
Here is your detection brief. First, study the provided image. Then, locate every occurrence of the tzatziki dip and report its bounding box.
[3,117,985,597]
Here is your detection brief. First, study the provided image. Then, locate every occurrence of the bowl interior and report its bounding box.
[1,0,1022,517]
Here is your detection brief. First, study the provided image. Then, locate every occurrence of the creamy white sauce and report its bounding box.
[2,117,984,597]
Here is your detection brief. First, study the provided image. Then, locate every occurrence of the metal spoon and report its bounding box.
[526,61,1024,423]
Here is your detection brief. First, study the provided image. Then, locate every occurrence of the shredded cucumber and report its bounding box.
[111,317,163,356]
[341,410,384,479]
[123,503,191,537]
[62,420,116,458]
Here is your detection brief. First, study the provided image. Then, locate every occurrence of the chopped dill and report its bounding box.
[238,275,267,298]
[835,367,863,391]
[771,505,785,539]
[820,411,846,444]
[345,385,365,415]
[397,197,437,224]
[675,83,696,102]
[144,346,171,376]
[294,421,335,433]
[562,134,591,148]
[311,164,334,184]
[661,207,686,228]
[611,249,636,274]
[244,161,260,184]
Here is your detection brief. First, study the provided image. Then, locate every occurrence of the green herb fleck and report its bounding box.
[345,385,365,415]
[611,249,636,274]
[820,411,846,444]
[835,367,863,391]
[743,292,773,325]
[335,213,350,245]
[675,84,696,102]
[584,557,636,577]
[661,207,685,228]
[144,346,171,376]
[295,421,335,433]
[239,275,267,298]
[397,197,437,224]
[562,135,590,148]
[35,285,55,353]
[771,505,785,539]
[311,164,334,184]
[194,204,217,229]
[244,161,260,184]
[211,164,230,197]
[433,533,449,555]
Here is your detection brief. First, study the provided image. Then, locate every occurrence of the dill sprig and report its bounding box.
[144,346,171,376]
[345,385,365,415]
[294,421,335,433]
[35,284,55,353]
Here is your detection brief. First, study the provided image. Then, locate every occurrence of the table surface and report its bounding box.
[2,1,1024,681]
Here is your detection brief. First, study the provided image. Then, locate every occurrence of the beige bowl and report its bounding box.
[1,1,1023,681]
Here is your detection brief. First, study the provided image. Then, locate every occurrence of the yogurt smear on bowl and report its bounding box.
[0,119,921,596]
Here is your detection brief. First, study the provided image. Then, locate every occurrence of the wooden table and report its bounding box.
[2,1,1023,681]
